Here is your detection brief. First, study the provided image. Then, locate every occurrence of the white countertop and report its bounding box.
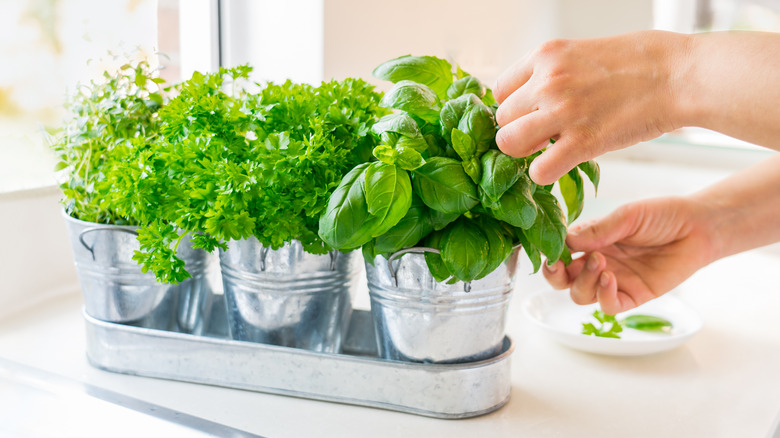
[3,147,780,438]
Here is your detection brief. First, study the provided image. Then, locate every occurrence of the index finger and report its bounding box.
[494,55,534,104]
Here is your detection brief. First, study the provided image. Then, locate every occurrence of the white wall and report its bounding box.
[323,0,557,88]
[321,0,654,89]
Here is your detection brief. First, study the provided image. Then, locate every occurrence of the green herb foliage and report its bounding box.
[582,310,623,338]
[319,55,599,282]
[53,59,166,225]
[116,66,387,283]
[582,310,674,338]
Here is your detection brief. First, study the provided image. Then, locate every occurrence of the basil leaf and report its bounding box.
[457,102,496,155]
[622,314,673,333]
[451,127,476,161]
[373,145,425,171]
[578,160,600,194]
[441,218,489,282]
[481,88,497,107]
[318,163,374,249]
[380,80,441,124]
[373,113,428,152]
[372,55,453,100]
[364,162,413,236]
[372,112,421,138]
[373,194,433,255]
[423,230,454,283]
[439,93,481,144]
[475,216,513,280]
[526,189,567,263]
[479,149,523,205]
[462,157,482,185]
[429,209,460,231]
[513,227,541,273]
[489,175,538,229]
[446,76,486,100]
[362,239,377,265]
[412,157,479,214]
[421,123,446,157]
[558,168,584,224]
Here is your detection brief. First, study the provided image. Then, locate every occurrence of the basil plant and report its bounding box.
[318,55,599,283]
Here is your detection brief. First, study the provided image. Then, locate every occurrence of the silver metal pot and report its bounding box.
[219,238,358,353]
[366,247,519,364]
[63,212,213,334]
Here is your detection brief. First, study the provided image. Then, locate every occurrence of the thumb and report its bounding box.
[567,205,640,252]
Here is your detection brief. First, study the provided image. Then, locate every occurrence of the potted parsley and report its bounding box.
[130,66,387,352]
[53,59,212,333]
[318,55,599,363]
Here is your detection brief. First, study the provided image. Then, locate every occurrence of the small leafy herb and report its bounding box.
[116,66,387,283]
[319,55,600,283]
[582,310,623,338]
[582,310,674,338]
[52,58,166,225]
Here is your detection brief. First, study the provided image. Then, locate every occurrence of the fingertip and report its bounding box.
[542,260,570,290]
[528,156,559,186]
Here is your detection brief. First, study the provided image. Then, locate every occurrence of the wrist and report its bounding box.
[664,31,697,131]
[687,190,740,264]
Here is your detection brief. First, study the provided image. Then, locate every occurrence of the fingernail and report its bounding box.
[599,271,610,287]
[547,262,558,273]
[586,253,599,272]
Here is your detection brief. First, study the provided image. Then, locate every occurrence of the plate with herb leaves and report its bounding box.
[521,288,702,356]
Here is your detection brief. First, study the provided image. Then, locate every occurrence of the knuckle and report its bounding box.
[535,38,569,59]
[569,286,595,305]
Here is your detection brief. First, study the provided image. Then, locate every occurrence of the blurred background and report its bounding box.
[2,0,780,193]
[1,0,778,317]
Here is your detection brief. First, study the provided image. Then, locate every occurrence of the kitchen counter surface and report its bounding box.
[3,148,780,438]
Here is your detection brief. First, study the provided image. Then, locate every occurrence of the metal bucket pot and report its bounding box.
[219,238,358,353]
[366,247,519,364]
[64,213,214,334]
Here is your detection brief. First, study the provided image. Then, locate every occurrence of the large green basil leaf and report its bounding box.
[513,227,541,273]
[526,189,567,263]
[423,230,454,283]
[479,149,523,205]
[372,55,453,100]
[578,160,600,194]
[457,102,496,155]
[489,175,537,229]
[318,163,375,250]
[559,168,584,224]
[475,216,513,280]
[380,80,440,124]
[412,157,479,214]
[364,162,412,236]
[441,218,489,282]
[446,76,486,100]
[373,194,433,255]
[440,93,481,144]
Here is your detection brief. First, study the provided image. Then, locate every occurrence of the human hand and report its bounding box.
[542,197,718,314]
[493,31,689,185]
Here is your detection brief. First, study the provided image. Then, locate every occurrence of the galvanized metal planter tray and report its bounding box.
[84,303,514,419]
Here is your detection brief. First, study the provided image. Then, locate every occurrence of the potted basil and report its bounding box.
[131,66,387,353]
[319,55,599,363]
[53,59,212,333]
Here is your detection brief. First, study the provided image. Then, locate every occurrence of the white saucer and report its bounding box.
[521,288,703,356]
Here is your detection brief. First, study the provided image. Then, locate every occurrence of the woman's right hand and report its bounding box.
[541,196,718,314]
